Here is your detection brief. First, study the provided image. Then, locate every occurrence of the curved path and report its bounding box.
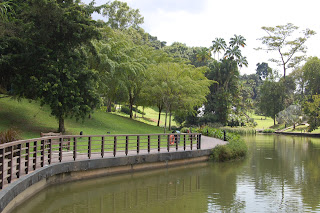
[200,136,227,149]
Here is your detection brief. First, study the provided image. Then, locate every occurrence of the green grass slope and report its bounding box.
[0,96,163,139]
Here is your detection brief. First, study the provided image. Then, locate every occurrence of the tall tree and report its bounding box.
[143,62,211,131]
[256,62,272,80]
[204,59,239,125]
[102,0,144,29]
[256,23,316,78]
[1,0,101,132]
[258,75,286,125]
[211,38,227,60]
[304,95,320,131]
[303,57,320,95]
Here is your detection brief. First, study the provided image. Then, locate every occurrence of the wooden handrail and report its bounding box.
[0,133,201,190]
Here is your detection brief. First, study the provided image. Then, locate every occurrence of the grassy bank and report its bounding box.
[0,96,163,139]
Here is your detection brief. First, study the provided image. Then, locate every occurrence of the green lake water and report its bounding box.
[11,134,320,212]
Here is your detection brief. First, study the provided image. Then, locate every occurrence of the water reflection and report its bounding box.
[12,135,320,213]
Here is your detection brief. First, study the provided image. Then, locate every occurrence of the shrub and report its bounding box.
[120,106,131,115]
[132,107,146,115]
[262,129,275,133]
[0,128,21,144]
[194,125,248,162]
[211,135,247,162]
[220,127,256,135]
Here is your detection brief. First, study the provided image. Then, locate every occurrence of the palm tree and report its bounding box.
[224,46,241,60]
[0,0,15,21]
[196,47,211,62]
[237,56,248,68]
[211,38,227,60]
[229,34,246,48]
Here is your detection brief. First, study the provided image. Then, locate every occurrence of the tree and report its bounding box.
[204,59,239,125]
[102,0,144,30]
[1,0,101,132]
[196,47,211,63]
[277,105,303,129]
[229,34,246,48]
[303,57,320,95]
[304,95,320,131]
[256,23,316,78]
[0,0,15,21]
[256,62,272,80]
[143,62,211,131]
[211,38,227,60]
[289,67,306,103]
[258,77,285,125]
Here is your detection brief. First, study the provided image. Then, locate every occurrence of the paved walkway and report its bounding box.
[201,136,227,149]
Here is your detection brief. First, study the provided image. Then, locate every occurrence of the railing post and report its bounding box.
[158,135,160,152]
[125,136,129,156]
[113,136,117,157]
[59,138,63,162]
[148,135,150,153]
[198,134,202,149]
[101,136,104,158]
[25,142,30,174]
[7,146,13,184]
[167,135,170,152]
[33,141,37,170]
[48,139,52,165]
[176,134,179,151]
[88,137,91,159]
[190,134,193,150]
[41,140,45,167]
[73,137,77,161]
[16,144,22,178]
[0,148,3,189]
[137,136,140,154]
[183,135,186,151]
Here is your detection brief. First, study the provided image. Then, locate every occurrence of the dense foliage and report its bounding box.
[1,0,319,133]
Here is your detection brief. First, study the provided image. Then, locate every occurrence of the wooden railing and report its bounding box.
[0,133,201,190]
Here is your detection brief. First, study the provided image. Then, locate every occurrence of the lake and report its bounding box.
[11,134,320,213]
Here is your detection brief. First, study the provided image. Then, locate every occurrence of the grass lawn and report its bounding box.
[113,106,178,128]
[0,96,164,139]
[249,114,275,129]
[284,125,320,133]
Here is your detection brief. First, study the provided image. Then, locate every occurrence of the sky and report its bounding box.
[82,0,320,75]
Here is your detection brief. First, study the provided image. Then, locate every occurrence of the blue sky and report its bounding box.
[82,0,320,75]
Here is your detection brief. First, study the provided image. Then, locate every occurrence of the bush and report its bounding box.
[120,106,131,115]
[211,135,247,162]
[219,127,256,135]
[0,128,21,144]
[194,125,248,162]
[132,107,146,115]
[262,129,275,133]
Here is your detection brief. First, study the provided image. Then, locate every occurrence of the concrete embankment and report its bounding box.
[0,136,226,213]
[275,131,320,137]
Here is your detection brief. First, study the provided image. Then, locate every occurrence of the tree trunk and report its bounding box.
[169,110,172,131]
[142,106,145,118]
[135,105,137,118]
[129,104,133,119]
[157,104,162,127]
[106,99,112,112]
[164,109,168,133]
[273,117,276,126]
[58,116,65,133]
[129,93,134,119]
